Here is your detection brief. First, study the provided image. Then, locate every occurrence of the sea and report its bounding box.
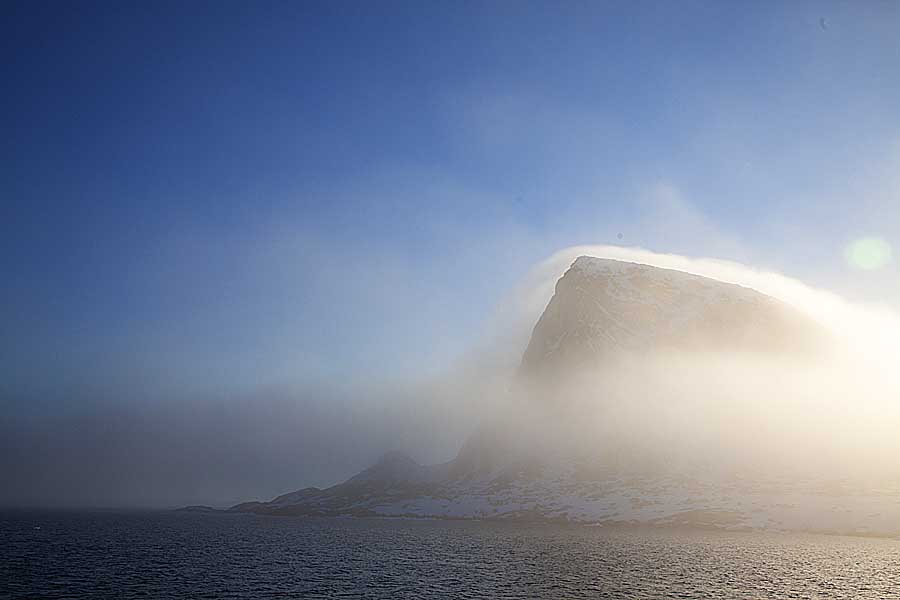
[2,510,898,599]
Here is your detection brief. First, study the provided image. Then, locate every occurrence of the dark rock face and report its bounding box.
[230,454,446,518]
[175,505,220,513]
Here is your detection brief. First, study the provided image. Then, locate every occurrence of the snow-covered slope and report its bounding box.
[229,258,900,537]
[232,450,900,537]
[521,257,823,375]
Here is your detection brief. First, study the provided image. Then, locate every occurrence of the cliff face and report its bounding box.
[520,257,824,377]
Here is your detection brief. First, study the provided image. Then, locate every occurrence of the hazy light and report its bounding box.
[844,237,893,271]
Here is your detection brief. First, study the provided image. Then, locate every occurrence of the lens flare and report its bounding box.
[844,237,893,271]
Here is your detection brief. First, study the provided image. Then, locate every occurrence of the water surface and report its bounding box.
[2,511,899,598]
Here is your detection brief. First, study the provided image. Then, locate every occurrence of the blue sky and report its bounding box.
[4,1,900,408]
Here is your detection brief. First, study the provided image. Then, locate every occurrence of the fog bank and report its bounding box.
[5,246,900,508]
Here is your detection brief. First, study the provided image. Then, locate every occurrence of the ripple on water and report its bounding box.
[1,512,899,599]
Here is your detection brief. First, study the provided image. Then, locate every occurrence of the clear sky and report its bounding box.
[3,2,900,505]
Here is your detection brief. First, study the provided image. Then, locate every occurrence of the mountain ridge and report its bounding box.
[221,257,900,537]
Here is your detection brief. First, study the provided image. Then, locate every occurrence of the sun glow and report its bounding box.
[844,237,893,271]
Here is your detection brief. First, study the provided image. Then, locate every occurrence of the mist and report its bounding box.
[498,246,900,477]
[0,383,485,509]
[4,245,900,509]
[501,351,900,485]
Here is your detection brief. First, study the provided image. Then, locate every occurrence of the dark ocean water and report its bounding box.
[2,511,899,599]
